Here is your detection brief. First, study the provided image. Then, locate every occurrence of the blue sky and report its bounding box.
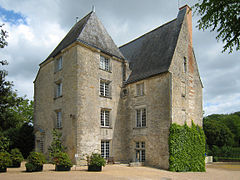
[0,5,27,25]
[0,0,239,116]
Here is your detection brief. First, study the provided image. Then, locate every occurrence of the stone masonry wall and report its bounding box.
[118,73,171,169]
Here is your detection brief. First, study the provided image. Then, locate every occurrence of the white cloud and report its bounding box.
[0,0,239,116]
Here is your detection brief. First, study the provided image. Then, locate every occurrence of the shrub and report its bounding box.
[0,152,11,169]
[26,152,46,166]
[169,122,206,172]
[52,152,72,167]
[10,148,24,163]
[87,153,106,167]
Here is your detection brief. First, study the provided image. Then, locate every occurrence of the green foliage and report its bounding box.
[0,24,8,48]
[209,145,240,158]
[52,152,73,167]
[48,129,66,159]
[87,153,106,167]
[169,122,205,172]
[25,162,35,171]
[15,123,35,158]
[194,0,240,53]
[204,112,240,147]
[0,132,10,152]
[204,119,234,147]
[26,152,46,166]
[10,148,24,163]
[0,152,11,168]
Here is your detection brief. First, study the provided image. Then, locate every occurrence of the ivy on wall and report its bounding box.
[169,122,205,172]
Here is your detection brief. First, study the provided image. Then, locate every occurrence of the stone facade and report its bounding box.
[34,5,203,169]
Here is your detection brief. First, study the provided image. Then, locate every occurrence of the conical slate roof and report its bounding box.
[120,7,187,84]
[45,11,124,61]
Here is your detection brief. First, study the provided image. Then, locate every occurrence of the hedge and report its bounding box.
[169,122,206,172]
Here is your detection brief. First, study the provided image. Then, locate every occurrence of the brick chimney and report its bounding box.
[179,5,192,46]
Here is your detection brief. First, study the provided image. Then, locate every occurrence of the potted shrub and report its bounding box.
[9,148,24,168]
[52,152,73,171]
[87,153,106,171]
[25,152,46,172]
[0,152,11,173]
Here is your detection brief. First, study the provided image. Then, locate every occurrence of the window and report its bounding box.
[56,82,62,97]
[100,56,110,71]
[181,82,186,97]
[135,142,145,162]
[36,139,44,153]
[100,80,111,97]
[101,141,110,159]
[56,111,62,128]
[136,108,146,127]
[56,56,62,71]
[101,109,110,127]
[183,57,187,73]
[136,83,144,96]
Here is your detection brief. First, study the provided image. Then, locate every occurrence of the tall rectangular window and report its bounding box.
[136,83,144,96]
[56,82,62,97]
[56,56,62,71]
[135,142,145,162]
[56,111,62,128]
[136,108,146,127]
[100,80,111,97]
[100,56,110,71]
[101,141,110,159]
[101,109,110,127]
[183,57,187,73]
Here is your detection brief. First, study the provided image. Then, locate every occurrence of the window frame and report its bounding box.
[56,82,62,98]
[100,79,111,98]
[100,55,110,72]
[101,109,110,127]
[56,56,63,72]
[101,141,110,159]
[56,110,62,129]
[136,83,144,96]
[136,108,147,128]
[135,141,145,162]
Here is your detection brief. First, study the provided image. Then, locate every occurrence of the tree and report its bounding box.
[194,0,240,53]
[203,119,234,147]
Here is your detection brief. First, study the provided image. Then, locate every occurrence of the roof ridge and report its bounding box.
[119,18,177,48]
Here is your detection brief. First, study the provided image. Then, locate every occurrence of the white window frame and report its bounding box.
[101,141,110,159]
[56,111,62,128]
[136,108,146,127]
[100,56,110,71]
[56,56,62,71]
[135,142,145,162]
[101,109,110,127]
[136,83,144,96]
[100,79,111,97]
[56,82,62,97]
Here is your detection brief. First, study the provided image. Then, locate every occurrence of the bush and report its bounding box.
[25,152,45,172]
[169,122,206,172]
[87,153,106,167]
[52,152,72,167]
[27,152,46,165]
[0,152,11,169]
[10,148,24,163]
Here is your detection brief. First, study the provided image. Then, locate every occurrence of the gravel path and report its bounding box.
[0,162,239,180]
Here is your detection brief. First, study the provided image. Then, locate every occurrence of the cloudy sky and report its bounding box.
[0,0,239,116]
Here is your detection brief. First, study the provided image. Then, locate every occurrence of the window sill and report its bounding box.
[133,127,147,129]
[99,68,112,73]
[134,95,145,97]
[101,126,112,129]
[54,69,62,74]
[54,127,62,130]
[54,95,63,100]
[99,95,112,99]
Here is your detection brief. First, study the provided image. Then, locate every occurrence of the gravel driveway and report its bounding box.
[0,162,239,180]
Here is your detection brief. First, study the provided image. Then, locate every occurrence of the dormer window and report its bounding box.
[56,56,62,71]
[100,56,110,71]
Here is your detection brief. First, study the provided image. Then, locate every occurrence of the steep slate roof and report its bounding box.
[120,7,187,84]
[45,11,124,62]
